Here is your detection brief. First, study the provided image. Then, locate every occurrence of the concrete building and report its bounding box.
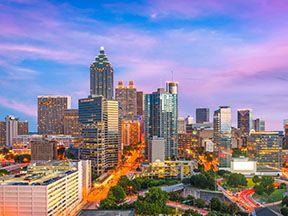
[178,117,186,134]
[64,109,81,137]
[213,106,232,169]
[136,91,144,116]
[253,118,265,132]
[148,136,165,162]
[231,157,257,175]
[38,96,71,135]
[31,137,58,161]
[284,119,288,149]
[121,119,140,147]
[196,108,210,124]
[178,132,201,159]
[90,47,114,99]
[237,109,252,135]
[115,80,137,119]
[0,160,91,216]
[0,121,6,147]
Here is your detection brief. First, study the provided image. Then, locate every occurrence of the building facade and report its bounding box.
[213,106,232,169]
[121,119,141,147]
[253,118,265,132]
[284,120,288,149]
[0,121,5,147]
[196,108,210,124]
[136,91,144,116]
[144,82,178,159]
[90,47,114,99]
[64,109,81,137]
[237,109,252,135]
[38,96,71,135]
[115,80,137,119]
[31,137,58,161]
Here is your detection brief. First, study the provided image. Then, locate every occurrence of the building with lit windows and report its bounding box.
[178,132,201,159]
[31,136,58,161]
[79,95,120,177]
[138,160,196,180]
[144,82,178,159]
[284,120,288,149]
[90,47,114,99]
[237,109,252,135]
[0,160,91,216]
[38,96,71,135]
[178,117,186,134]
[137,91,144,116]
[249,131,283,173]
[121,119,140,147]
[196,108,210,124]
[64,109,81,137]
[0,122,6,147]
[213,106,232,169]
[115,80,137,119]
[253,118,265,132]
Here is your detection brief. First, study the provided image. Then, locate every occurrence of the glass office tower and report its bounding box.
[196,108,210,123]
[213,106,232,169]
[237,109,252,135]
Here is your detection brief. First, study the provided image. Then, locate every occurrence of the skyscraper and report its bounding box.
[5,115,18,147]
[213,106,232,169]
[284,120,288,149]
[115,80,137,119]
[121,120,141,146]
[31,136,58,161]
[18,121,28,135]
[79,95,120,177]
[144,81,178,159]
[0,122,5,147]
[90,47,114,99]
[136,91,144,116]
[237,109,252,135]
[253,118,265,132]
[196,108,210,123]
[38,96,71,135]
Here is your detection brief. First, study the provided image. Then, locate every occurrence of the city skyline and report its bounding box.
[1,0,288,131]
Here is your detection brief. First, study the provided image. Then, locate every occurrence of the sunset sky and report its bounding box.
[0,0,288,131]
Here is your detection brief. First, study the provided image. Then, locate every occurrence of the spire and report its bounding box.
[100,46,105,54]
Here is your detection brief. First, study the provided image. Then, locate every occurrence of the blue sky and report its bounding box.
[0,0,288,131]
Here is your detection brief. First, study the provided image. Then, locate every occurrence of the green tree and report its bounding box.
[195,198,206,208]
[252,175,261,184]
[281,207,288,216]
[227,203,240,215]
[210,198,222,212]
[110,185,126,203]
[227,173,247,188]
[283,196,288,206]
[254,184,264,195]
[183,209,201,216]
[260,176,275,195]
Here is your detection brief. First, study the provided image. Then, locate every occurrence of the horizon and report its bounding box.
[1,0,288,131]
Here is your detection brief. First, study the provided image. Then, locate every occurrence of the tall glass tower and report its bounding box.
[237,109,252,135]
[213,106,232,169]
[90,47,114,99]
[144,82,178,159]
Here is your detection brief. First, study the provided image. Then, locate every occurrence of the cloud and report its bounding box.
[0,96,36,117]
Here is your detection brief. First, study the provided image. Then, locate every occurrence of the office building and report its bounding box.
[31,136,58,161]
[178,132,200,159]
[121,119,141,147]
[237,109,252,135]
[64,109,81,137]
[0,121,6,147]
[137,91,144,116]
[213,106,232,169]
[284,120,288,149]
[18,121,28,135]
[178,117,186,134]
[79,95,120,177]
[253,118,265,132]
[249,131,283,172]
[5,115,18,147]
[38,96,71,135]
[115,80,137,119]
[196,108,210,123]
[0,160,91,216]
[90,47,114,99]
[144,81,178,159]
[148,136,165,162]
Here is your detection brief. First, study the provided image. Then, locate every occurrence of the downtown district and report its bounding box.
[0,47,288,216]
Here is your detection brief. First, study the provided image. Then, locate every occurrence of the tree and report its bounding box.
[281,207,288,216]
[110,185,126,203]
[227,203,240,215]
[227,173,247,188]
[254,184,264,195]
[252,175,261,184]
[210,198,222,212]
[260,176,275,195]
[283,196,288,206]
[195,198,206,208]
[280,183,286,190]
[183,209,201,216]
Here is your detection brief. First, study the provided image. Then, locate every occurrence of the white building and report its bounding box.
[0,160,91,216]
[231,157,256,175]
[149,136,165,162]
[203,139,214,152]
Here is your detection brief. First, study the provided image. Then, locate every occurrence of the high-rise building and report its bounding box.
[213,106,232,169]
[90,47,114,99]
[0,121,6,147]
[115,80,137,119]
[38,96,71,135]
[144,81,178,159]
[137,91,144,116]
[31,136,58,161]
[253,118,265,132]
[178,117,186,134]
[5,115,18,147]
[284,120,288,149]
[237,109,252,135]
[149,136,165,162]
[79,95,120,177]
[178,132,201,159]
[249,131,283,172]
[121,119,141,147]
[64,109,81,137]
[196,108,210,123]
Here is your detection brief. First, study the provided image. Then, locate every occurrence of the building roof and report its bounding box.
[77,210,134,216]
[254,207,280,216]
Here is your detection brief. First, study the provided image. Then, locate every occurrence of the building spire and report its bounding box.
[100,46,105,54]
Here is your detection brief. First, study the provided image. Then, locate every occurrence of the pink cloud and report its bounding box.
[0,96,36,117]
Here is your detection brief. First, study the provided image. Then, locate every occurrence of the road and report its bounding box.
[83,144,144,209]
